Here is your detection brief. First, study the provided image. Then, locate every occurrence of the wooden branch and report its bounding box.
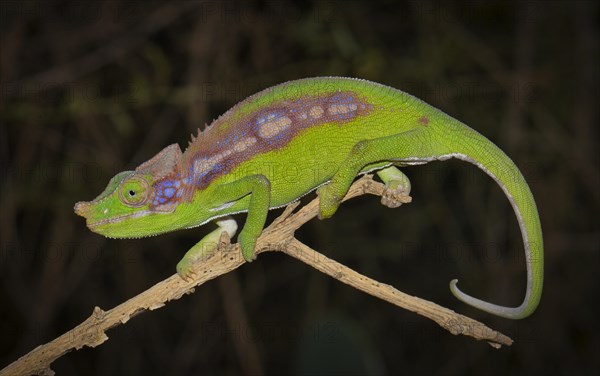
[1,175,512,376]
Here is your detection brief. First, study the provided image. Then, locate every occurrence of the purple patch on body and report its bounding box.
[177,91,373,200]
[151,177,184,208]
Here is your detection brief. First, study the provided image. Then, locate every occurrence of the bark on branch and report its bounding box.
[1,174,512,376]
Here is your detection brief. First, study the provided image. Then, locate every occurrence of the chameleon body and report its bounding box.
[74,77,543,319]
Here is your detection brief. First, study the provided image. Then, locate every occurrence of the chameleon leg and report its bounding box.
[376,166,411,208]
[211,174,272,262]
[177,217,238,279]
[318,128,438,218]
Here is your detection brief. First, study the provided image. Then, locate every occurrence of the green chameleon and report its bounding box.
[75,77,543,319]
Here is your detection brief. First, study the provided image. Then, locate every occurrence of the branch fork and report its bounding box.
[1,174,512,376]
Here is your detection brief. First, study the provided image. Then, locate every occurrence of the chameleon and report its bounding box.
[74,77,543,319]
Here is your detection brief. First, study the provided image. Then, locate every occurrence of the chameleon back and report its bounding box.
[183,77,438,206]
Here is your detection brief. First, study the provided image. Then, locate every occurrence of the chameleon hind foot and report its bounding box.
[377,166,412,208]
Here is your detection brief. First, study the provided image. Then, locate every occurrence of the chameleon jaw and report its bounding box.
[74,200,153,231]
[85,210,153,229]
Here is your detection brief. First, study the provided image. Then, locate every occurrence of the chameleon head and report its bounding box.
[74,144,185,238]
[74,171,174,238]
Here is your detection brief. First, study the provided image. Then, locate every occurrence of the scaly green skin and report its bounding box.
[74,77,543,319]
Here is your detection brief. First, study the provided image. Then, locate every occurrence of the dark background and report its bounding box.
[1,1,598,375]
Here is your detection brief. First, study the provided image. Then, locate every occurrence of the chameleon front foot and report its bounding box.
[238,229,259,262]
[177,230,229,280]
[176,256,199,280]
[317,184,343,219]
[176,218,238,280]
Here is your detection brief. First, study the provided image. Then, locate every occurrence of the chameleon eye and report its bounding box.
[118,175,150,207]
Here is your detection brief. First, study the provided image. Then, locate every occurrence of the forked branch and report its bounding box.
[1,174,512,376]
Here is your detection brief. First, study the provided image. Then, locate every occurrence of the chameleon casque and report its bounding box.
[75,77,543,319]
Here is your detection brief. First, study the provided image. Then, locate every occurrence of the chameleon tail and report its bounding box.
[443,125,543,319]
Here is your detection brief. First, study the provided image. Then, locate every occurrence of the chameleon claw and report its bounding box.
[380,181,411,208]
[317,184,341,219]
[176,257,196,280]
[238,230,258,262]
[377,167,412,208]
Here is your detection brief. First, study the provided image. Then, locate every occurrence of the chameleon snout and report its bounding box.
[74,201,91,217]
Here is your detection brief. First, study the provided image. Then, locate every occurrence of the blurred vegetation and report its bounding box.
[1,0,598,375]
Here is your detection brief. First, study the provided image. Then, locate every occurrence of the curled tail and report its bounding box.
[441,125,543,319]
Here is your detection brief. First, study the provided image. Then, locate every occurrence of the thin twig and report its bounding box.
[0,175,512,376]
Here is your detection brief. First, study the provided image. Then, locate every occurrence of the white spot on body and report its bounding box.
[328,103,358,115]
[309,106,324,119]
[233,137,257,152]
[209,154,225,165]
[193,157,218,177]
[256,113,277,125]
[192,137,259,182]
[258,115,292,138]
[209,201,236,212]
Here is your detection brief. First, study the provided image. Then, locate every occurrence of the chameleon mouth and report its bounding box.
[86,211,152,229]
[74,201,143,229]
